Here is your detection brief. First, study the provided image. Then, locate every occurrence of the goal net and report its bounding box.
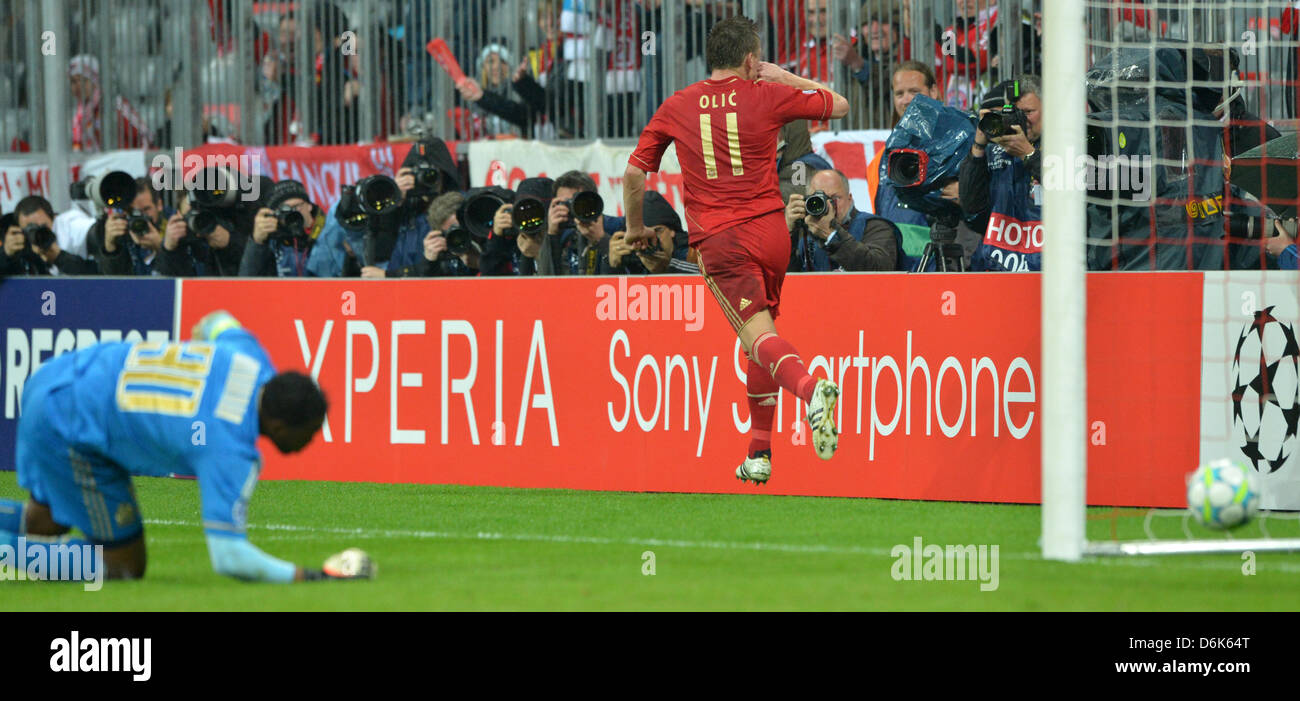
[1043,0,1300,559]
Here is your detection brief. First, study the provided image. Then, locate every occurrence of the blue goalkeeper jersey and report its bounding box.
[38,327,275,537]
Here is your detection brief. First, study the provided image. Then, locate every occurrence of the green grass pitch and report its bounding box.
[2,471,1297,611]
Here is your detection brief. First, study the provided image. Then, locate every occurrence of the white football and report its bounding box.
[1186,459,1260,529]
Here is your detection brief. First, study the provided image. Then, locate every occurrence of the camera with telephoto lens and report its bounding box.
[184,206,218,238]
[126,210,153,237]
[511,197,547,237]
[337,175,402,232]
[22,223,57,251]
[78,170,158,243]
[805,190,833,218]
[884,95,974,214]
[885,149,928,189]
[443,226,472,257]
[400,141,451,217]
[883,94,978,271]
[461,188,512,240]
[8,227,45,271]
[411,163,444,195]
[178,166,252,248]
[978,104,1027,139]
[273,204,308,242]
[558,191,604,224]
[978,81,1028,139]
[81,170,136,211]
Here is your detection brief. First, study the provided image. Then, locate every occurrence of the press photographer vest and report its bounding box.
[970,144,1042,272]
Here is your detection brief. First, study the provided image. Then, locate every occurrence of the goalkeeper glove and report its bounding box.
[305,548,377,581]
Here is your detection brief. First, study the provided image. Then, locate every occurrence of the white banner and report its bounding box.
[468,139,683,221]
[1200,271,1300,509]
[812,129,892,213]
[0,150,149,211]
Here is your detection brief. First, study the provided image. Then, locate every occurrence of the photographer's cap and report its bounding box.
[267,179,309,210]
[515,177,555,203]
[982,79,1021,109]
[643,190,682,233]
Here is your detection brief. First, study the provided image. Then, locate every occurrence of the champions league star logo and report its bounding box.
[1231,307,1300,473]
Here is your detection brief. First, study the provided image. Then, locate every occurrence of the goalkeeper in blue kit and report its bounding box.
[0,311,375,582]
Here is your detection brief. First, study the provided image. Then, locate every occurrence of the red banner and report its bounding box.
[178,273,1202,507]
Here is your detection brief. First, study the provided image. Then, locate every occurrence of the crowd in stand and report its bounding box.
[5,0,1299,275]
[7,0,1027,151]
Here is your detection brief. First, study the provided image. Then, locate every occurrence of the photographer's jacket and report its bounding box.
[962,142,1043,272]
[157,233,247,277]
[90,217,161,276]
[531,215,622,276]
[0,250,49,276]
[239,236,316,277]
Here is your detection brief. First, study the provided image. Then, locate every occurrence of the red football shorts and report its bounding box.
[691,211,791,334]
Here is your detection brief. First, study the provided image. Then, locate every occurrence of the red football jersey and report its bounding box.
[630,76,832,241]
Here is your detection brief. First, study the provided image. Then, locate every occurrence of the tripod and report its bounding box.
[912,212,967,272]
[915,239,967,272]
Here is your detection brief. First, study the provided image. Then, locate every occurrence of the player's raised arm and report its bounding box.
[623,165,650,246]
[757,61,850,120]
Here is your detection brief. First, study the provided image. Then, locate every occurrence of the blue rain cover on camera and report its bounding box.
[884,94,976,191]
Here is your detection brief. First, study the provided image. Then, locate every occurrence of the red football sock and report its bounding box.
[747,357,778,456]
[750,332,817,403]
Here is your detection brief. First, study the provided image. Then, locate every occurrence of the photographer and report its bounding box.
[241,180,321,277]
[536,170,618,276]
[961,76,1044,272]
[378,139,464,277]
[1,214,49,276]
[395,192,478,277]
[351,138,462,278]
[879,93,985,272]
[156,177,257,277]
[873,62,943,246]
[90,176,170,276]
[607,191,683,275]
[13,196,95,275]
[477,178,555,277]
[307,195,373,278]
[786,169,902,272]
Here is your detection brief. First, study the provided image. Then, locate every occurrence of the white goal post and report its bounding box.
[1040,0,1088,562]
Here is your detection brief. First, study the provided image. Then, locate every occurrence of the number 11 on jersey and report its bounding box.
[699,112,744,180]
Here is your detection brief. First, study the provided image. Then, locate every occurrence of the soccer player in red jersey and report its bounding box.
[623,15,850,485]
